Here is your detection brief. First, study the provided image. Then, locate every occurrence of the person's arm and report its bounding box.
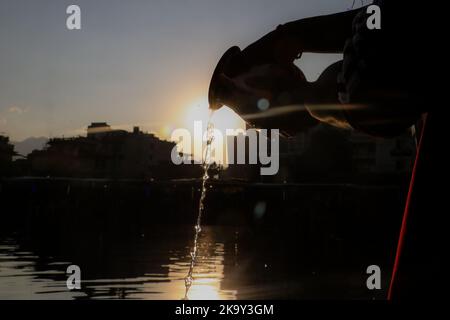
[282,8,362,53]
[240,8,363,67]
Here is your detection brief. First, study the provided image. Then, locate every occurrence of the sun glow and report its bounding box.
[183,97,245,133]
[176,97,246,164]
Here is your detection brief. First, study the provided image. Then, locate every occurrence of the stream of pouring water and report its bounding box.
[183,111,215,300]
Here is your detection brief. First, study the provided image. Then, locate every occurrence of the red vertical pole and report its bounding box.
[387,114,427,300]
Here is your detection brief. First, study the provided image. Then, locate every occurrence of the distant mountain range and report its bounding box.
[12,137,48,157]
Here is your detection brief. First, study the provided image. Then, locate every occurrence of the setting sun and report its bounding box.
[183,97,245,133]
[175,97,246,164]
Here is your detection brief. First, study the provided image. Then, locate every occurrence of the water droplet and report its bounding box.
[185,276,193,287]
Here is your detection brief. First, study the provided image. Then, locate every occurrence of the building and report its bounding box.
[222,132,263,181]
[349,131,415,174]
[276,131,312,182]
[87,122,112,138]
[0,135,15,176]
[224,124,415,183]
[28,123,202,179]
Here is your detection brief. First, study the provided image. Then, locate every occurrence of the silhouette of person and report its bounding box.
[210,1,428,137]
[210,1,444,299]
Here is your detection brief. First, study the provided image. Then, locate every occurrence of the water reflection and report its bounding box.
[0,241,79,299]
[0,220,390,300]
[0,227,239,300]
[0,182,404,299]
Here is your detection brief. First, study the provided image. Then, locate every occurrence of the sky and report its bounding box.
[0,0,363,141]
